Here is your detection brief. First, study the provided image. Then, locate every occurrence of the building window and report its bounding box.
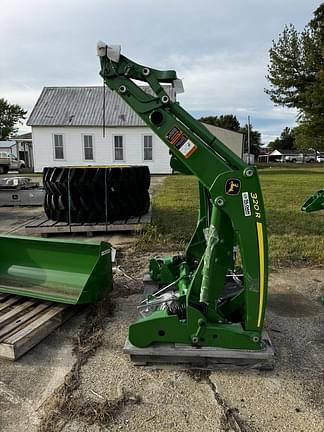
[83,135,94,160]
[53,134,64,160]
[143,135,153,161]
[114,136,124,161]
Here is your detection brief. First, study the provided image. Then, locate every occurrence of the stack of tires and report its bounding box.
[43,166,150,223]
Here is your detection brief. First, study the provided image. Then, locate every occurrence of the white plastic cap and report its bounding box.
[96,41,121,62]
[97,41,107,57]
[172,78,184,94]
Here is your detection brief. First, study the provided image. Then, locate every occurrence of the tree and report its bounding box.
[0,99,27,140]
[199,114,240,131]
[268,127,296,150]
[265,4,324,150]
[294,117,324,150]
[265,24,319,111]
[239,123,262,155]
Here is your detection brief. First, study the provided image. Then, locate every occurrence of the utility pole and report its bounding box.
[247,115,251,164]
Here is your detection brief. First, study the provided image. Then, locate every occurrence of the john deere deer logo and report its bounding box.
[225,179,241,195]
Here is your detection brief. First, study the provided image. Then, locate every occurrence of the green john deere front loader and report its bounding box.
[97,42,274,366]
[0,41,273,367]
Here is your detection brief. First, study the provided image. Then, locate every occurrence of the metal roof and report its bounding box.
[0,141,16,148]
[27,86,173,127]
[14,132,32,141]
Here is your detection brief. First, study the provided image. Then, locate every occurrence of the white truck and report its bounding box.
[284,153,316,163]
[316,153,324,163]
[0,152,25,174]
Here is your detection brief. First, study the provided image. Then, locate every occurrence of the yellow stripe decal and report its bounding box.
[256,222,265,327]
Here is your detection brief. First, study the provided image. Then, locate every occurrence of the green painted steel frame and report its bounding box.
[301,190,324,212]
[98,45,269,350]
[0,235,112,304]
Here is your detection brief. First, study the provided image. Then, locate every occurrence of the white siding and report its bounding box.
[32,126,172,174]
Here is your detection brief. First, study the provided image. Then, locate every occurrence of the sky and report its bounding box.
[0,0,321,144]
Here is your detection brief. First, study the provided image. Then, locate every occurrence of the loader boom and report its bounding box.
[98,42,269,350]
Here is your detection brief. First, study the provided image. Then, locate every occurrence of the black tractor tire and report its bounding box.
[43,166,151,223]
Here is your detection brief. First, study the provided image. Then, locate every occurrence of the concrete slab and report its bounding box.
[0,248,323,432]
[72,293,224,432]
[60,258,324,432]
[0,206,43,234]
[0,312,83,432]
[209,268,324,432]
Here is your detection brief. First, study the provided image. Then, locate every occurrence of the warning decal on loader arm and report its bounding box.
[166,126,197,158]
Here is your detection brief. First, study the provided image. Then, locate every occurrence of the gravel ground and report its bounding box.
[58,254,324,432]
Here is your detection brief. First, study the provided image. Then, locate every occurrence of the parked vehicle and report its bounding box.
[0,152,25,174]
[284,154,316,163]
[317,154,324,163]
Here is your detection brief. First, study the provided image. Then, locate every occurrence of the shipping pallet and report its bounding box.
[24,209,152,236]
[124,334,275,371]
[0,293,77,360]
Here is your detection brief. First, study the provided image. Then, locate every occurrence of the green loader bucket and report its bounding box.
[0,235,112,304]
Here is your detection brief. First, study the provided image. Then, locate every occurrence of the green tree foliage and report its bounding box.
[265,4,324,150]
[200,114,262,154]
[265,24,319,110]
[294,117,324,150]
[268,127,296,150]
[239,123,262,155]
[199,114,240,131]
[0,98,27,140]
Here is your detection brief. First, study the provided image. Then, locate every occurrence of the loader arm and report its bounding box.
[98,42,268,350]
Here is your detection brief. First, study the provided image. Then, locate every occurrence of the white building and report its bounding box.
[28,86,243,173]
[0,134,33,169]
[0,141,17,156]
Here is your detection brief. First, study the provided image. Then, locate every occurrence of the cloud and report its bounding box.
[0,0,319,142]
[174,52,267,111]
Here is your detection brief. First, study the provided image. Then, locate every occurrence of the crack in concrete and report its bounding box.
[206,375,251,432]
[188,371,252,432]
[37,296,127,432]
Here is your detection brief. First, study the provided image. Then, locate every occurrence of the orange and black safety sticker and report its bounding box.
[225,178,241,195]
[166,126,197,158]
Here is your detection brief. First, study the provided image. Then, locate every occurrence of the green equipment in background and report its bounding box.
[302,189,324,213]
[302,190,324,304]
[0,235,112,304]
[98,42,270,353]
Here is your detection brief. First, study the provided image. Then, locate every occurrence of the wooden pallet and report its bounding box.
[0,293,76,360]
[24,209,152,236]
[124,334,275,371]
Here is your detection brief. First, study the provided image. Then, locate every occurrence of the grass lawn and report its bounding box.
[137,168,324,268]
